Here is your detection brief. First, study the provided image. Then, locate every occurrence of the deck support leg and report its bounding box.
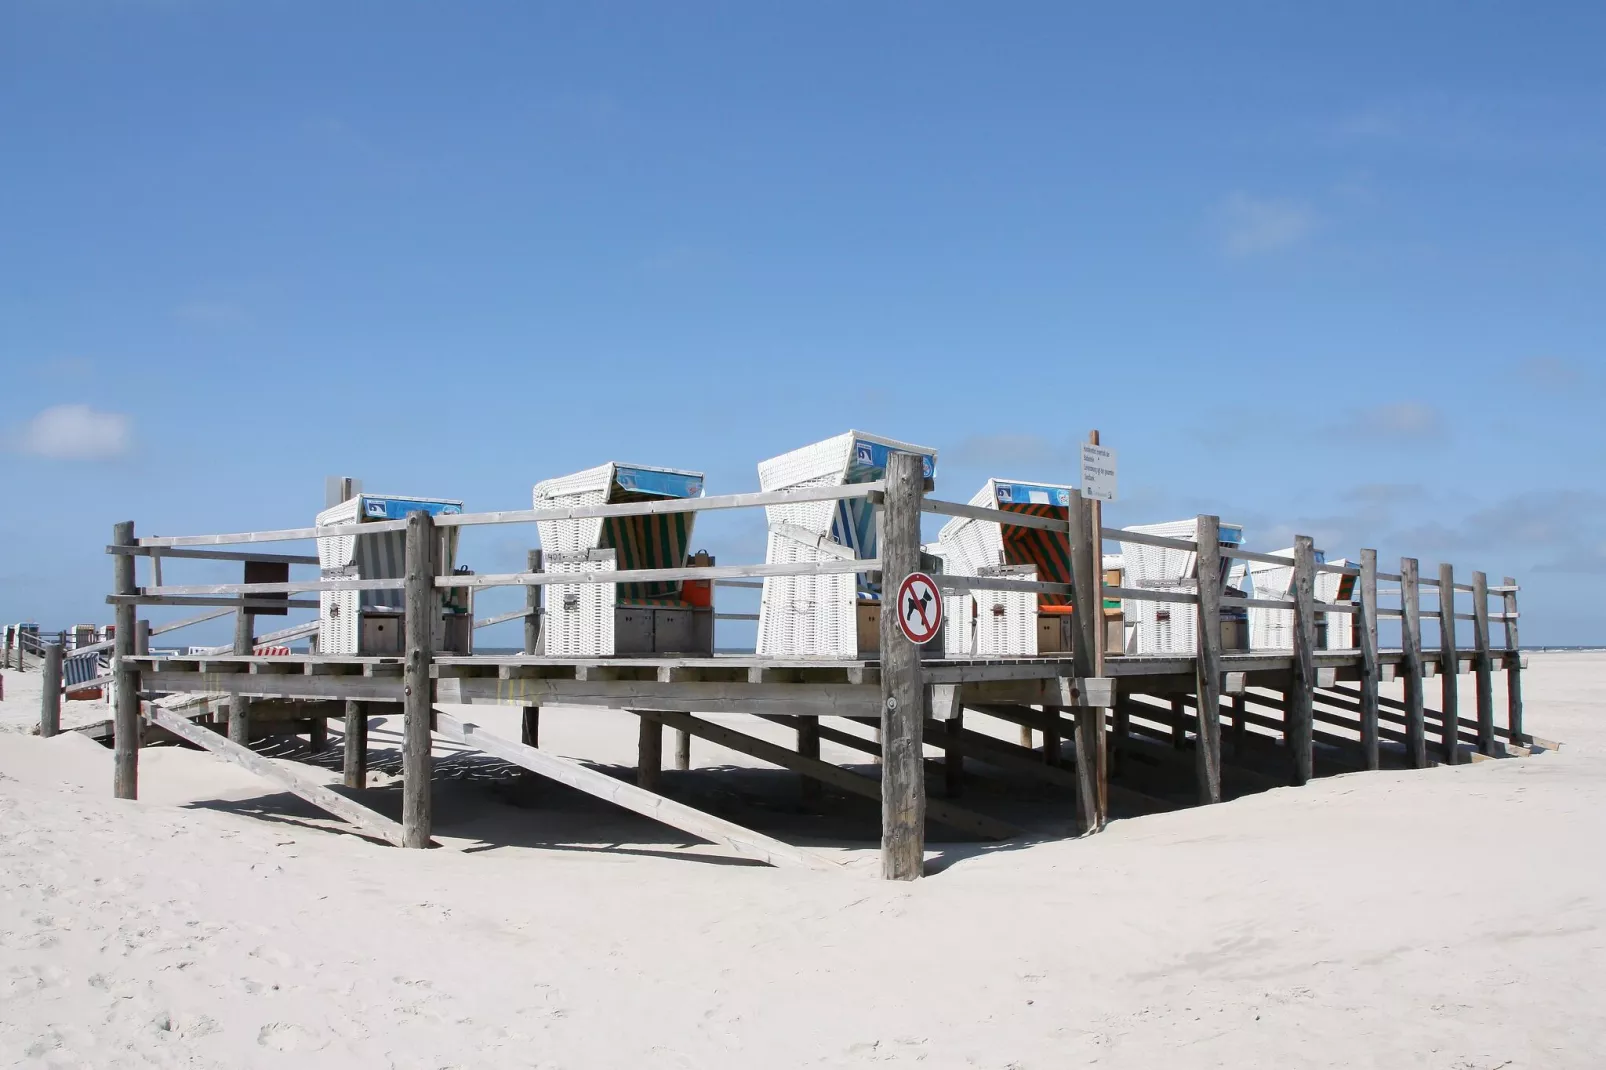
[1289,535,1317,786]
[1401,557,1427,767]
[878,450,926,881]
[673,729,691,771]
[401,510,435,849]
[1042,711,1061,766]
[796,716,822,805]
[308,713,327,752]
[1230,694,1248,756]
[1358,549,1381,770]
[112,521,139,800]
[228,607,253,746]
[520,548,542,755]
[931,685,963,799]
[343,700,367,789]
[1437,562,1461,764]
[1170,697,1187,750]
[638,714,663,792]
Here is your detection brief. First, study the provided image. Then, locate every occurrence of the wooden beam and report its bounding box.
[402,510,434,850]
[641,710,1018,841]
[112,520,139,801]
[1472,571,1496,756]
[1289,535,1318,786]
[1193,514,1224,804]
[796,716,822,806]
[878,450,927,880]
[1502,575,1525,746]
[433,712,839,871]
[637,715,663,792]
[1437,562,1461,765]
[520,548,542,751]
[1400,557,1428,767]
[1067,489,1108,834]
[1357,548,1381,770]
[435,675,877,717]
[145,704,406,846]
[229,600,254,745]
[343,700,367,789]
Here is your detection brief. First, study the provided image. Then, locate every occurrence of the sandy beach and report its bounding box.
[0,652,1601,1068]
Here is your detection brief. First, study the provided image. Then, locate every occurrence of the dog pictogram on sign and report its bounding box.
[896,571,943,645]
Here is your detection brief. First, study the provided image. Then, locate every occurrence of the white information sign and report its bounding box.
[1080,442,1118,502]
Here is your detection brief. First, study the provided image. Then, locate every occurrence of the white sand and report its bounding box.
[1,652,1602,1067]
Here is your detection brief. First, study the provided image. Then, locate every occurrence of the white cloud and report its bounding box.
[1354,402,1443,439]
[14,404,133,460]
[1217,193,1315,257]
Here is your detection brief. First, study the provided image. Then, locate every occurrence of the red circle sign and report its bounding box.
[896,571,943,645]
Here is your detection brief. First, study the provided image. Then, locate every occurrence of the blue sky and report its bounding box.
[2,2,1603,647]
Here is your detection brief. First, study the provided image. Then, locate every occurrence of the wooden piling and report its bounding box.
[1471,571,1495,756]
[1229,694,1248,756]
[343,700,367,788]
[796,716,822,806]
[402,510,435,849]
[1192,514,1223,804]
[637,715,663,792]
[40,642,62,738]
[1066,489,1107,833]
[1400,557,1427,768]
[1502,576,1524,746]
[228,605,253,746]
[1437,563,1461,764]
[1288,536,1318,786]
[1357,548,1381,770]
[112,521,140,800]
[878,450,926,881]
[520,549,541,749]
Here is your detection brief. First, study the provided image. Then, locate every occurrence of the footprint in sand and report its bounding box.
[257,1022,324,1052]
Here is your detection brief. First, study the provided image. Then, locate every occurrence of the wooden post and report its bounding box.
[308,711,328,751]
[637,715,663,791]
[1436,563,1461,764]
[796,716,822,806]
[1192,514,1223,804]
[520,549,541,749]
[878,450,926,881]
[228,603,253,746]
[1289,535,1318,786]
[1357,548,1381,771]
[1400,557,1427,768]
[1502,576,1524,746]
[40,642,62,738]
[1471,571,1495,756]
[402,510,435,849]
[1170,696,1187,749]
[1019,725,1034,750]
[1086,432,1110,818]
[1230,694,1247,756]
[343,700,368,788]
[1042,718,1061,766]
[134,619,150,656]
[1067,489,1107,834]
[112,521,139,800]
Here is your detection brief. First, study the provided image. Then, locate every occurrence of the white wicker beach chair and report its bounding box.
[935,479,1076,657]
[1117,519,1246,655]
[533,463,711,658]
[316,493,469,656]
[1246,550,1357,650]
[755,431,936,658]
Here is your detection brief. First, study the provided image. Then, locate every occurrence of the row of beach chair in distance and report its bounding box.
[309,429,1356,660]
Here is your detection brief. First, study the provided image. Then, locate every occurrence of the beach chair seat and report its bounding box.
[1117,519,1246,655]
[935,479,1075,657]
[316,494,469,656]
[534,462,711,657]
[755,432,937,658]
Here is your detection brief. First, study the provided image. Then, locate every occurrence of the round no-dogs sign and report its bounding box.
[896,572,943,645]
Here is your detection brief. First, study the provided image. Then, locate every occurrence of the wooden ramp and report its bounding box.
[143,704,407,847]
[432,712,842,872]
